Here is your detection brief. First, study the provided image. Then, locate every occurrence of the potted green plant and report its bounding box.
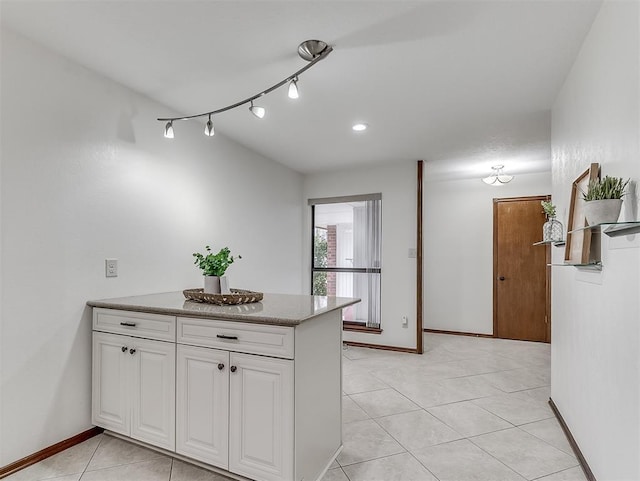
[541,200,563,242]
[193,246,241,294]
[582,176,630,226]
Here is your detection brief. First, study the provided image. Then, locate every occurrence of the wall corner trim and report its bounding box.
[548,398,596,481]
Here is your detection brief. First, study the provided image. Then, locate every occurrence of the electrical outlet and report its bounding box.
[402,316,408,328]
[105,258,118,278]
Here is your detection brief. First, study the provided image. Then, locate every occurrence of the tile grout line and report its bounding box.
[77,433,104,480]
[405,450,443,481]
[466,426,579,480]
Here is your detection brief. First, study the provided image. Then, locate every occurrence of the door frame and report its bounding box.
[492,195,551,342]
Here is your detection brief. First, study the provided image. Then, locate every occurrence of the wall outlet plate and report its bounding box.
[105,258,118,277]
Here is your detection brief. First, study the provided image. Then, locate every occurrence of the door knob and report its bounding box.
[121,346,128,353]
[129,348,136,355]
[499,276,505,281]
[218,363,225,371]
[230,366,237,373]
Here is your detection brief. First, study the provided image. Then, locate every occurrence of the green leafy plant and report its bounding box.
[193,246,241,277]
[541,200,556,218]
[582,176,630,201]
[313,233,328,295]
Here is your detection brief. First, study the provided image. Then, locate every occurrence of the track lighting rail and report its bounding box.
[157,40,332,130]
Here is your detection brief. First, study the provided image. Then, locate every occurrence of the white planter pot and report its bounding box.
[583,199,623,226]
[203,276,223,294]
[203,275,230,294]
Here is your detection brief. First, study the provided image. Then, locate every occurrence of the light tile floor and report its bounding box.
[6,333,587,481]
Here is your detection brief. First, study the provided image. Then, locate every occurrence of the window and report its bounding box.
[309,194,382,329]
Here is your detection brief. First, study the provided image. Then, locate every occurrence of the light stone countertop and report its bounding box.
[87,291,360,326]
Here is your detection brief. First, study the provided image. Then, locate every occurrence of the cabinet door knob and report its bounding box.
[230,366,237,373]
[129,348,136,355]
[218,363,225,371]
[499,276,506,281]
[121,346,128,353]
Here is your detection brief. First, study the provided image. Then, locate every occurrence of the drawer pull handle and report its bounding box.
[230,366,237,373]
[218,363,225,371]
[120,322,137,327]
[216,334,238,340]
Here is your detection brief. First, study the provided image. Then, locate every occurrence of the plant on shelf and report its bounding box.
[541,200,563,242]
[582,176,629,201]
[193,246,241,294]
[541,200,556,218]
[582,176,630,226]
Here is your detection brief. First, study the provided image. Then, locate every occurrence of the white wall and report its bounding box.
[550,2,640,480]
[423,171,551,335]
[0,28,303,466]
[303,162,417,349]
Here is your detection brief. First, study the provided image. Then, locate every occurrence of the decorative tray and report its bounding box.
[183,288,263,305]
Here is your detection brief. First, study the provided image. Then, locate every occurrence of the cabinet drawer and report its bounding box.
[177,317,294,359]
[93,308,176,341]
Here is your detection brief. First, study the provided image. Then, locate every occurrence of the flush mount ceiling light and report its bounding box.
[482,165,514,185]
[352,123,368,132]
[159,40,332,138]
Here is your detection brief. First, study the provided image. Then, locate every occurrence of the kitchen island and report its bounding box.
[88,291,359,481]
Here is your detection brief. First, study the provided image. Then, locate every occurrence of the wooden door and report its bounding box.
[130,337,176,450]
[228,352,294,481]
[494,196,550,342]
[176,344,229,469]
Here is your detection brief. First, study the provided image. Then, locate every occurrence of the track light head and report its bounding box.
[204,115,215,136]
[249,101,266,119]
[164,121,174,139]
[288,77,299,99]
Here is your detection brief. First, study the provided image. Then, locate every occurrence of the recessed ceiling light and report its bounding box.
[352,123,368,132]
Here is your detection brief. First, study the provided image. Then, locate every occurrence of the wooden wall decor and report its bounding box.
[565,163,600,264]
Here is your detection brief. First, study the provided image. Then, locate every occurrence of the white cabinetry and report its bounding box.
[176,344,229,468]
[228,352,293,481]
[176,318,294,481]
[92,310,176,451]
[92,304,343,481]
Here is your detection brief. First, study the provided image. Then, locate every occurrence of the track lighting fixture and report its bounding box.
[164,121,174,139]
[482,165,514,185]
[249,101,266,119]
[204,115,215,136]
[288,77,299,99]
[158,40,332,138]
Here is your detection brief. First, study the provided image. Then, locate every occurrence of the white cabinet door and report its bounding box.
[129,337,176,451]
[176,345,230,468]
[228,353,294,481]
[92,332,129,435]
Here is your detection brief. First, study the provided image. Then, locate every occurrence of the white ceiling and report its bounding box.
[0,1,601,178]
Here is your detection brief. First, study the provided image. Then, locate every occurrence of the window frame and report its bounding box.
[309,194,382,330]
